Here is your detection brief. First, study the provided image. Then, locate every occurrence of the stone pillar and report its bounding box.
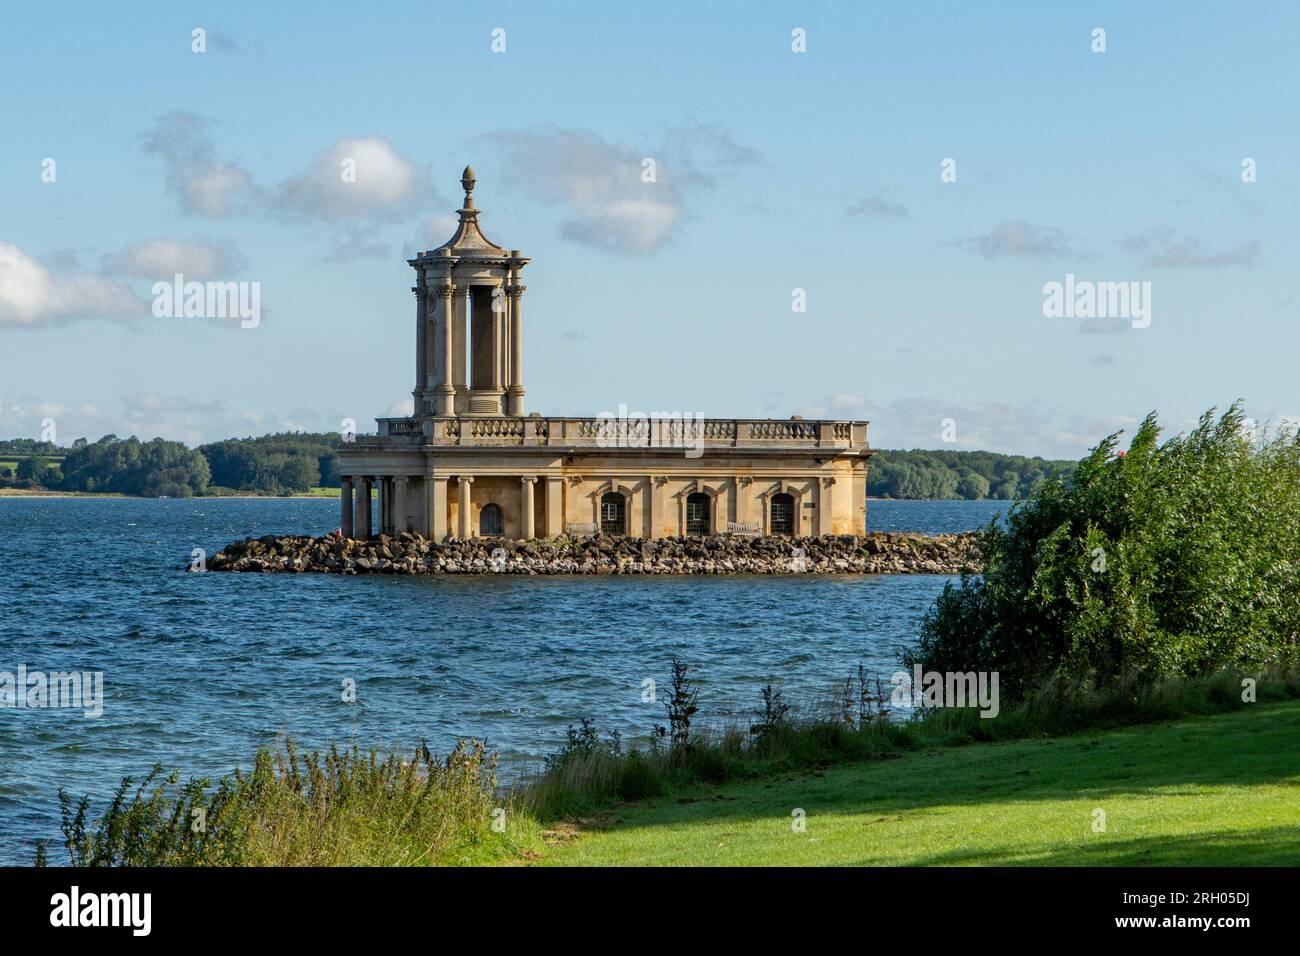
[394,476,408,534]
[733,476,746,529]
[340,477,354,537]
[377,478,388,535]
[413,284,427,413]
[544,477,564,537]
[356,477,372,539]
[819,477,835,536]
[649,476,665,539]
[435,281,457,416]
[451,284,468,414]
[427,476,448,541]
[457,476,473,539]
[520,476,537,539]
[506,281,525,416]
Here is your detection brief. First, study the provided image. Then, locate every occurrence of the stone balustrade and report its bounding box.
[371,416,867,449]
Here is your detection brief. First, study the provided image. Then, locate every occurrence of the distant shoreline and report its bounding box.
[0,489,333,500]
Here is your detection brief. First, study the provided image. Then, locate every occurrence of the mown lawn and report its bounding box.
[538,701,1300,866]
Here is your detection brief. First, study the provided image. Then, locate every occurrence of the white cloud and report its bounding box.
[275,137,433,220]
[106,239,243,279]
[796,394,1141,459]
[480,125,761,254]
[141,112,256,217]
[1123,231,1259,269]
[142,115,436,224]
[0,242,143,328]
[952,221,1077,259]
[4,393,353,446]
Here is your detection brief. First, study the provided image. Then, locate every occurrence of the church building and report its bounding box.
[337,167,874,541]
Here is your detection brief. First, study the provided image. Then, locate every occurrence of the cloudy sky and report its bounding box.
[2,2,1297,457]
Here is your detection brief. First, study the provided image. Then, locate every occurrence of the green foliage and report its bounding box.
[870,449,1073,500]
[199,432,342,494]
[58,435,210,497]
[910,404,1300,698]
[15,456,53,484]
[45,739,530,867]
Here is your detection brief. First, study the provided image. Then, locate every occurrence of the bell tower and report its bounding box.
[408,166,528,417]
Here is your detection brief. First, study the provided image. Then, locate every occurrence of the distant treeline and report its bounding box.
[0,433,343,497]
[2,436,1072,501]
[870,449,1076,500]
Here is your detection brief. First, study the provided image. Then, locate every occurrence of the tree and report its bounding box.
[16,457,51,485]
[956,470,990,500]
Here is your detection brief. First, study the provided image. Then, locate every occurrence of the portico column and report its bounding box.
[544,476,564,537]
[377,478,387,535]
[340,477,354,537]
[394,476,408,534]
[733,476,746,528]
[356,477,372,539]
[649,476,665,538]
[457,476,474,540]
[819,476,835,536]
[519,477,537,539]
[427,476,448,541]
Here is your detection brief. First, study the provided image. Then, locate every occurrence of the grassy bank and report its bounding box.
[39,666,1298,866]
[540,700,1300,866]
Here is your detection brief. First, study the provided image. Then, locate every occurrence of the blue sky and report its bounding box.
[2,1,1296,457]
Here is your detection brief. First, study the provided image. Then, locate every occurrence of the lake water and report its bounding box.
[0,496,1002,865]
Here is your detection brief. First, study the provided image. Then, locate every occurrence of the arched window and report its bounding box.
[600,492,626,535]
[479,503,503,537]
[770,493,795,535]
[686,492,710,535]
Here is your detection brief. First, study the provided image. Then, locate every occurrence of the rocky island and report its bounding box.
[201,531,983,576]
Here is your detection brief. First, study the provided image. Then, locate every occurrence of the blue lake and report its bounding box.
[0,496,1002,864]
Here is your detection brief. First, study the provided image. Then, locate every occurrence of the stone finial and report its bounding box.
[460,165,476,208]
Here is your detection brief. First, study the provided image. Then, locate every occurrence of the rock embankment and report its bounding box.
[202,532,983,576]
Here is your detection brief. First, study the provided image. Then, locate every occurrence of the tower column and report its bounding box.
[413,284,427,413]
[506,279,526,416]
[435,280,457,417]
[340,477,354,537]
[457,476,474,539]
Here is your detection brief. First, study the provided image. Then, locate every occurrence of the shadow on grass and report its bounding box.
[565,703,1300,862]
[902,825,1300,866]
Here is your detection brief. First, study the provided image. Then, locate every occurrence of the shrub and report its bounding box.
[910,404,1300,698]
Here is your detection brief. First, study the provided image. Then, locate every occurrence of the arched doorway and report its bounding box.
[479,503,503,537]
[600,492,626,535]
[686,492,710,535]
[770,492,795,534]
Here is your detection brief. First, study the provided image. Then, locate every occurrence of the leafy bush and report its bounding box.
[910,405,1300,697]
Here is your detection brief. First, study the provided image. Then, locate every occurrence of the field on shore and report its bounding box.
[534,701,1300,866]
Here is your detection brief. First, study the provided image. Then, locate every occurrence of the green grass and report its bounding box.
[538,701,1300,866]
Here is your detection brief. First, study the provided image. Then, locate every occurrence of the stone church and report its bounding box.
[337,167,874,541]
